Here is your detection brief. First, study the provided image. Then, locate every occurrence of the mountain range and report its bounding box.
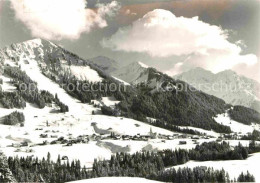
[1,38,260,133]
[174,67,260,113]
[92,57,260,113]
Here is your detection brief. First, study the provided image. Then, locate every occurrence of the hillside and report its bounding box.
[1,39,260,183]
[88,56,119,74]
[1,39,260,134]
[111,61,151,84]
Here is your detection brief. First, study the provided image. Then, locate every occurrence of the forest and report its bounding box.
[2,66,68,112]
[228,106,260,125]
[2,141,258,183]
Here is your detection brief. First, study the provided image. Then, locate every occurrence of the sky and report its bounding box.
[0,0,259,81]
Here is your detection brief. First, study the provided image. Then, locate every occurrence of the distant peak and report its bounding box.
[177,67,213,76]
[217,69,237,76]
[138,61,149,68]
[10,38,57,48]
[190,67,212,73]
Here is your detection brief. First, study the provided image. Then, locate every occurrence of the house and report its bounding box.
[191,136,200,140]
[12,143,21,148]
[114,135,121,140]
[20,141,29,147]
[140,135,149,141]
[58,136,65,141]
[122,135,130,140]
[61,139,69,144]
[179,141,187,145]
[167,136,174,140]
[62,156,68,160]
[40,134,48,138]
[66,142,73,146]
[42,140,49,145]
[26,148,34,153]
[179,134,188,138]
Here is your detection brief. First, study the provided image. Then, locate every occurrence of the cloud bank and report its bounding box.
[102,9,258,78]
[10,0,120,40]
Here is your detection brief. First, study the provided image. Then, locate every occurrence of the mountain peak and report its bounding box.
[175,67,214,81]
[89,56,119,74]
[217,69,237,76]
[8,38,58,50]
[137,61,149,68]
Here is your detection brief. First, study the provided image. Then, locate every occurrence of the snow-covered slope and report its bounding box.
[214,110,260,134]
[0,38,104,83]
[0,39,181,168]
[1,39,259,178]
[174,67,260,112]
[170,152,260,182]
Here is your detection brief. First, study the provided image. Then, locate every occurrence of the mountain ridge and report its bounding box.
[1,38,260,134]
[174,67,260,112]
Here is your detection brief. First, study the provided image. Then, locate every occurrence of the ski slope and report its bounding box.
[169,152,260,182]
[214,111,260,134]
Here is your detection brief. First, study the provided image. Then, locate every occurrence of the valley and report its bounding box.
[0,39,260,182]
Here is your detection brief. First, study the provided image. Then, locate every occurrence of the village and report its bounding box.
[9,121,252,153]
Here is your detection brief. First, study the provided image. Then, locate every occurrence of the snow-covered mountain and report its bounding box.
[174,67,260,112]
[0,38,106,83]
[111,61,151,84]
[1,39,260,182]
[88,56,119,74]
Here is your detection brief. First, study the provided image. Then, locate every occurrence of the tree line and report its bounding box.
[228,106,260,125]
[2,66,68,112]
[5,141,259,183]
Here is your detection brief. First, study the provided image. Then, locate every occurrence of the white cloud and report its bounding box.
[96,1,120,18]
[10,0,120,40]
[102,9,258,79]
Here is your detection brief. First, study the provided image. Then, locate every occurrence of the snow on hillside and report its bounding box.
[112,76,130,85]
[101,97,120,107]
[170,152,260,182]
[138,61,149,68]
[63,65,103,82]
[0,55,183,167]
[2,143,112,168]
[1,39,259,181]
[214,111,260,134]
[179,126,220,137]
[69,177,162,183]
[1,48,189,168]
[91,97,120,108]
[16,57,97,116]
